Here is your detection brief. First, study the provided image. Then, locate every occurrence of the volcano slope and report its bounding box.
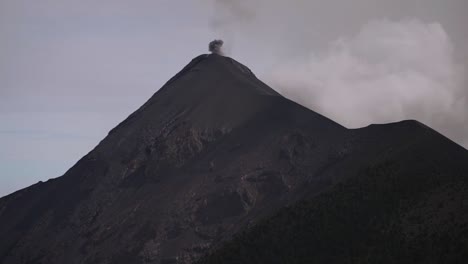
[197,122,468,264]
[0,54,467,264]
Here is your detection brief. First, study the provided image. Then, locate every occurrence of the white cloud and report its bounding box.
[268,19,467,147]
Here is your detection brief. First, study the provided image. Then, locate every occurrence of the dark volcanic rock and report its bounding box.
[197,121,468,264]
[0,53,467,264]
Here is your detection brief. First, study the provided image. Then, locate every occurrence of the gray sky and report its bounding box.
[1,0,467,197]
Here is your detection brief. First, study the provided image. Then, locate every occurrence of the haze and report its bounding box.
[1,0,467,196]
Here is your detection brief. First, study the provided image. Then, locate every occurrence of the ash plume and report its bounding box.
[209,39,225,55]
[209,0,468,148]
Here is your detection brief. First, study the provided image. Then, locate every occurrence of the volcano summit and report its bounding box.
[0,53,467,264]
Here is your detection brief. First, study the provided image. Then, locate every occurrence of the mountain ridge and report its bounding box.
[0,54,467,264]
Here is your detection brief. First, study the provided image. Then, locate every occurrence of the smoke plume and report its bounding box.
[269,20,467,147]
[210,0,468,148]
[209,39,225,55]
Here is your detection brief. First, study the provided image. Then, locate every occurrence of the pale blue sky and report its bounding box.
[0,0,219,196]
[1,0,467,197]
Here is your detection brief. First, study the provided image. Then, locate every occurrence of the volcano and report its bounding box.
[0,53,467,264]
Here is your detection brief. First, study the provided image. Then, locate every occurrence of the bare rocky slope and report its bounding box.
[0,54,467,264]
[197,121,468,264]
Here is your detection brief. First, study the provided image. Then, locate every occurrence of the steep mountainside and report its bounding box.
[0,53,467,264]
[197,121,468,264]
